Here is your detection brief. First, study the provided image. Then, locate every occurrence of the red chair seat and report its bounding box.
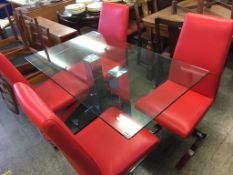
[98,3,129,43]
[136,80,187,117]
[75,107,159,174]
[136,80,214,138]
[34,71,90,112]
[155,90,213,138]
[14,82,160,175]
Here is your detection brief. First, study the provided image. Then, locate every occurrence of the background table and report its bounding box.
[14,0,75,22]
[62,10,100,29]
[37,16,78,43]
[143,0,232,28]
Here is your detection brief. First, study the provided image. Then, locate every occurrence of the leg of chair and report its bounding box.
[150,124,162,134]
[0,28,7,39]
[172,0,178,14]
[136,32,143,65]
[231,3,233,19]
[128,155,147,174]
[175,129,207,172]
[2,4,17,40]
[146,55,155,80]
[137,47,142,65]
[152,58,165,87]
[0,76,19,114]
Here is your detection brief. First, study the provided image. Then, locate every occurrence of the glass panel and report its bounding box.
[26,31,208,139]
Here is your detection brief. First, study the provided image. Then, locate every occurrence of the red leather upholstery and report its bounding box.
[34,70,89,111]
[98,2,129,43]
[77,107,158,175]
[97,3,128,78]
[173,13,233,98]
[136,13,233,138]
[136,80,188,117]
[136,81,213,138]
[14,82,160,175]
[0,52,86,116]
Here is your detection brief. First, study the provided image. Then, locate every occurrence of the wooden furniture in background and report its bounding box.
[0,75,19,114]
[57,11,82,35]
[206,0,233,18]
[19,14,52,60]
[15,0,75,22]
[143,0,232,30]
[0,3,16,39]
[36,16,78,43]
[0,5,26,60]
[154,17,183,56]
[171,0,233,18]
[56,11,94,35]
[134,0,155,49]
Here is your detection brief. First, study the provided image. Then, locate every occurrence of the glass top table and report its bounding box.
[26,31,208,139]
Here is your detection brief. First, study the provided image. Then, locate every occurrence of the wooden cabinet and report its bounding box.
[15,0,75,22]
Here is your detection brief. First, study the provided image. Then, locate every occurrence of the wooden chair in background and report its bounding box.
[172,0,233,19]
[0,4,23,58]
[152,18,183,86]
[134,0,155,48]
[0,17,10,39]
[0,3,16,39]
[0,11,54,114]
[0,74,19,114]
[28,17,52,60]
[154,17,183,57]
[206,0,233,18]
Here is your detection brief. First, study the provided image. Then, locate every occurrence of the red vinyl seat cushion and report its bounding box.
[34,71,90,112]
[154,90,213,138]
[98,3,129,43]
[136,80,187,117]
[14,82,160,175]
[75,107,159,175]
[136,80,213,138]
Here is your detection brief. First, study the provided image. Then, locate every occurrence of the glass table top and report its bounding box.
[26,31,208,139]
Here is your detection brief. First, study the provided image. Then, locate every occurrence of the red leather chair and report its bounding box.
[136,13,233,170]
[98,2,129,78]
[0,52,89,121]
[13,82,160,175]
[98,2,129,43]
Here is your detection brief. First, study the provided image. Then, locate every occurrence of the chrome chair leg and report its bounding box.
[150,124,162,134]
[128,155,147,175]
[175,129,207,172]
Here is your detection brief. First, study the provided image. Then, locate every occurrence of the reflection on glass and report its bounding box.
[71,35,108,53]
[83,54,100,63]
[108,66,128,78]
[116,114,141,138]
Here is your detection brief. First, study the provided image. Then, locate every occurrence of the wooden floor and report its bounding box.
[0,53,233,175]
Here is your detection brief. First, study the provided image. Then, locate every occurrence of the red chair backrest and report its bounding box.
[98,2,129,43]
[0,52,30,86]
[172,13,233,98]
[13,82,101,175]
